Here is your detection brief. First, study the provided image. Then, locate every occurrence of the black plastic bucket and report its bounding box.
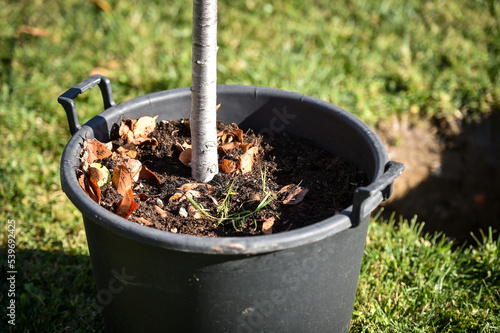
[59,75,403,333]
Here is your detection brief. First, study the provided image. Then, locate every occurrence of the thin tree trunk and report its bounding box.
[190,0,218,183]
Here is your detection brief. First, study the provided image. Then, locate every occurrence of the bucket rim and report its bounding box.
[60,84,388,255]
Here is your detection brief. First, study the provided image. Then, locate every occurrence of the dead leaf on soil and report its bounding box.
[262,217,275,235]
[131,137,159,146]
[138,165,161,184]
[179,148,192,167]
[219,159,237,174]
[169,183,215,202]
[119,119,136,143]
[187,204,203,219]
[134,193,149,201]
[237,146,258,174]
[178,183,215,194]
[132,216,153,226]
[89,166,105,189]
[208,195,219,206]
[155,205,169,218]
[119,116,158,144]
[115,145,138,159]
[240,142,253,152]
[87,139,113,161]
[221,133,235,144]
[280,185,309,205]
[219,141,240,153]
[112,164,133,197]
[133,115,158,139]
[233,129,244,142]
[168,192,184,202]
[122,158,142,182]
[115,187,139,219]
[78,171,100,203]
[88,173,101,204]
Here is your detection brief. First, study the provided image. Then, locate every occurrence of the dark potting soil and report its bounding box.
[97,119,367,237]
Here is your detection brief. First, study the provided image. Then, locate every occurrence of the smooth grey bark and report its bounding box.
[190,0,218,183]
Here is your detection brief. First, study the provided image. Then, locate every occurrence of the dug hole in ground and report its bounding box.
[378,110,500,243]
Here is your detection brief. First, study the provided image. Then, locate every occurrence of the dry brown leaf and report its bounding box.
[88,172,101,204]
[122,158,142,182]
[131,137,158,146]
[262,217,275,235]
[169,192,184,202]
[115,146,138,159]
[119,119,136,143]
[174,141,192,152]
[219,159,236,174]
[179,148,192,167]
[138,165,161,184]
[216,103,221,111]
[132,216,153,226]
[132,216,153,227]
[134,216,153,227]
[169,183,214,202]
[221,133,235,144]
[249,193,261,201]
[240,142,253,152]
[281,185,309,205]
[77,171,86,192]
[187,204,203,219]
[87,139,113,161]
[134,193,149,201]
[234,129,244,142]
[219,141,240,153]
[178,183,215,194]
[89,166,106,186]
[133,115,158,139]
[217,130,225,137]
[112,164,133,197]
[237,146,258,174]
[155,205,169,218]
[208,195,219,206]
[278,184,293,194]
[115,188,139,219]
[78,171,99,203]
[17,25,48,37]
[92,0,112,13]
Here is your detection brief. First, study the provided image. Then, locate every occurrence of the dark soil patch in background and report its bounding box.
[378,110,500,243]
[97,119,367,237]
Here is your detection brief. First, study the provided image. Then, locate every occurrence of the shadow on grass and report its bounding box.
[0,248,103,332]
[384,110,500,243]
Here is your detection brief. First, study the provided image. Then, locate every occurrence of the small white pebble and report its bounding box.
[156,198,164,208]
[179,206,188,218]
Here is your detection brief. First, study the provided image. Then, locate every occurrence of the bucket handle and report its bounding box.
[58,74,116,135]
[352,161,405,227]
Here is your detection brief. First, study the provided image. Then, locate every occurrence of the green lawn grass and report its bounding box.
[1,0,499,331]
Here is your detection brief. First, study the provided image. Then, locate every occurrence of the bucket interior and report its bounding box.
[83,85,386,181]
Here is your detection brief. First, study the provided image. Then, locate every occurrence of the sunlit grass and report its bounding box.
[352,213,500,332]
